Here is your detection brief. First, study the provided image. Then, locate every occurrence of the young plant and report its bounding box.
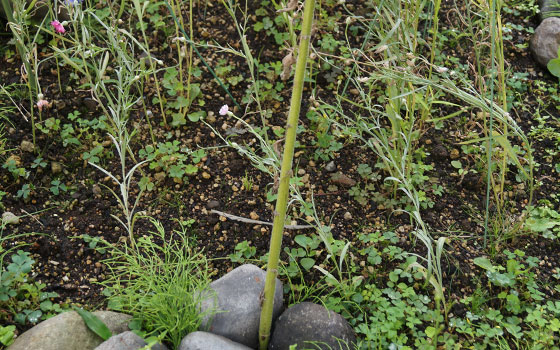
[258,1,315,348]
[99,218,214,348]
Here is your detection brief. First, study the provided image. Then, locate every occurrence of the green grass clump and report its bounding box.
[99,218,214,348]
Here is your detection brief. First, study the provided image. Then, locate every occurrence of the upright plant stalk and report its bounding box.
[483,0,498,248]
[258,1,315,349]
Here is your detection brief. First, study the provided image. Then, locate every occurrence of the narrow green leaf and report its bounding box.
[73,307,112,340]
[492,132,529,180]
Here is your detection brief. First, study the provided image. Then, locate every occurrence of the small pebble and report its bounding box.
[325,161,336,172]
[51,161,63,174]
[450,149,460,159]
[2,212,20,225]
[207,200,221,209]
[330,172,356,187]
[20,140,34,153]
[343,211,352,221]
[92,184,102,196]
[154,172,166,182]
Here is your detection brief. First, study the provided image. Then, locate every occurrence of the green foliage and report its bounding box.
[547,47,560,79]
[16,184,33,199]
[229,240,257,263]
[49,180,68,196]
[0,325,15,346]
[283,234,321,276]
[79,234,107,254]
[100,218,214,348]
[82,145,104,164]
[253,2,291,45]
[451,251,559,348]
[0,250,62,326]
[525,206,560,239]
[139,141,206,183]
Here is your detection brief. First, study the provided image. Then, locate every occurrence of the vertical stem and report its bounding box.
[258,0,315,349]
[484,0,498,248]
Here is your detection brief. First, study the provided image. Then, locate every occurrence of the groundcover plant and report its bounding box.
[0,0,559,349]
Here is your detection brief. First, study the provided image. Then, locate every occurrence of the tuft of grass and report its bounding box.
[99,218,215,348]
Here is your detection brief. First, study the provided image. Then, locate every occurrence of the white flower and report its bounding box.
[219,105,229,116]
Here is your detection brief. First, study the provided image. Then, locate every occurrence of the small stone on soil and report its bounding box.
[20,140,34,153]
[325,161,336,172]
[2,212,20,225]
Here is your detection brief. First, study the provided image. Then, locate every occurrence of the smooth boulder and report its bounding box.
[94,331,168,350]
[269,302,357,350]
[8,311,131,350]
[198,264,283,349]
[530,17,560,68]
[178,331,253,350]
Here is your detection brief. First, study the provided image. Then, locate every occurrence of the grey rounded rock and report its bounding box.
[269,302,357,350]
[198,264,283,349]
[178,331,253,350]
[94,331,168,350]
[530,17,560,68]
[8,311,131,350]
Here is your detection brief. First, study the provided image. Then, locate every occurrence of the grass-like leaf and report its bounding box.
[73,306,112,341]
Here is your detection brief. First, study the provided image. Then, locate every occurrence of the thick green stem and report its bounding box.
[258,1,315,349]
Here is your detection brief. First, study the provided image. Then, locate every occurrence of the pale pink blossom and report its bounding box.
[36,99,50,111]
[51,20,65,34]
[219,105,229,116]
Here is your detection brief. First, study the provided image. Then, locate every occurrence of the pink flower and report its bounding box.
[51,20,65,34]
[219,105,229,116]
[37,99,50,111]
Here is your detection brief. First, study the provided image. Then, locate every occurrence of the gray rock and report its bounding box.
[540,0,560,21]
[20,140,34,153]
[8,311,132,350]
[2,211,20,225]
[325,161,336,172]
[531,17,560,68]
[94,331,168,350]
[198,264,283,349]
[178,331,253,350]
[269,302,357,350]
